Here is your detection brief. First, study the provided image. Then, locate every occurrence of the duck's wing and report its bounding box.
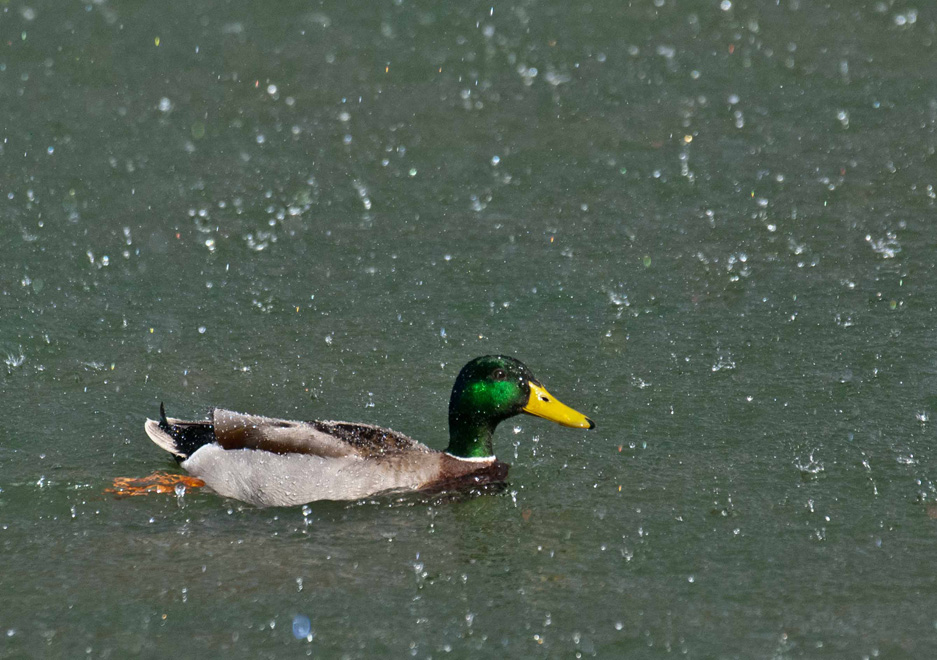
[211,408,423,459]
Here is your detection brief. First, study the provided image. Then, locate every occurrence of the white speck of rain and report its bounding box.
[894,10,917,26]
[352,180,372,210]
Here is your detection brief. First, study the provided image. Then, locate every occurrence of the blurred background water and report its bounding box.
[2,0,937,656]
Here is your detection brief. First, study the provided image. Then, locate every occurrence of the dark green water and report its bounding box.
[3,0,937,656]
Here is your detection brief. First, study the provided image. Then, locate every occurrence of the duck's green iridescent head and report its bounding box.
[446,356,595,459]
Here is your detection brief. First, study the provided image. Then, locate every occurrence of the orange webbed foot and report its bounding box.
[106,471,205,498]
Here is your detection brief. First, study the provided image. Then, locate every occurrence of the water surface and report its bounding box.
[3,1,937,656]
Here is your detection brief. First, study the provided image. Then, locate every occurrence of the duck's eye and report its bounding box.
[492,368,506,380]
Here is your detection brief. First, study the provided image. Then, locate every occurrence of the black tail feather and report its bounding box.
[158,403,216,460]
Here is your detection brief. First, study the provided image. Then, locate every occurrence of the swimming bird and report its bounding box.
[141,355,595,507]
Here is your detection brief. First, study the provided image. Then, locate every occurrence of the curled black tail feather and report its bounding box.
[158,404,216,460]
[159,402,170,430]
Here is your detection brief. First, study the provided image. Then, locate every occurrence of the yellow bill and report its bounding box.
[523,382,596,429]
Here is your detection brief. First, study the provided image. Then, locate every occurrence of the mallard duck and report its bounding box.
[142,356,595,507]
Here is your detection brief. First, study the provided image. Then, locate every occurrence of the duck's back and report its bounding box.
[210,408,421,458]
